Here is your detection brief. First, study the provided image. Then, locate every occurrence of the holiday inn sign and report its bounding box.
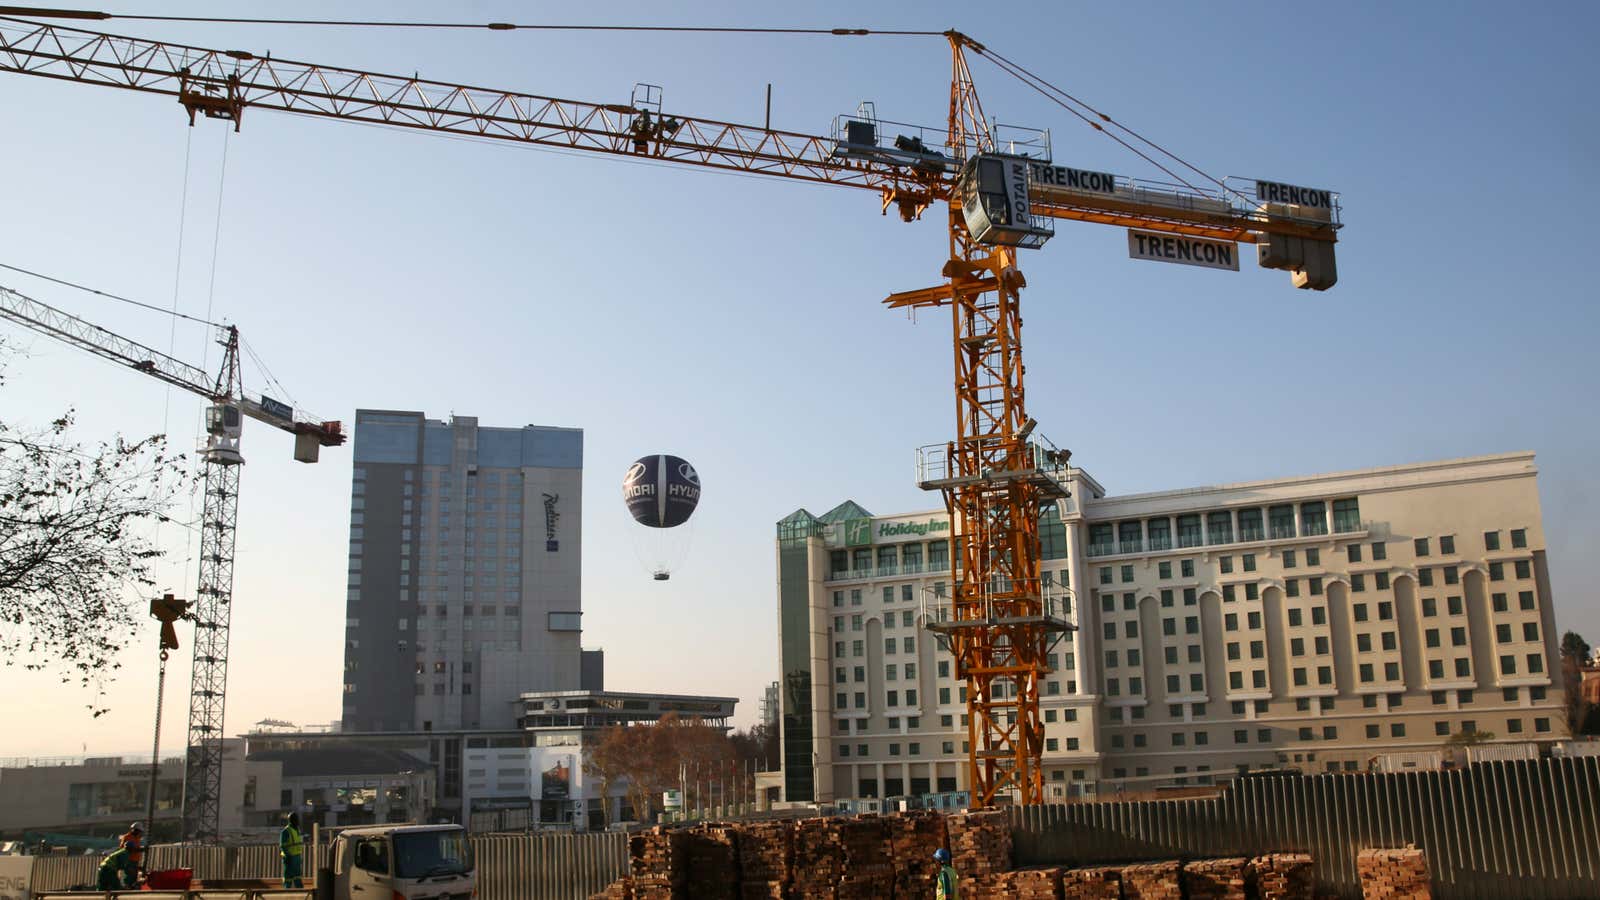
[843,516,950,547]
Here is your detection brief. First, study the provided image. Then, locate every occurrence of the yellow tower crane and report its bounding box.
[0,11,1340,810]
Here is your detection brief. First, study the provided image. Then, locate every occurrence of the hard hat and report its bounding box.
[933,848,952,864]
[129,822,144,833]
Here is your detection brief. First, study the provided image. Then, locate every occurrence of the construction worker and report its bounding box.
[933,848,958,899]
[280,812,305,889]
[96,845,139,892]
[118,822,144,853]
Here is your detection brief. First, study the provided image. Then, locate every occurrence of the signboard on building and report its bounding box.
[540,757,571,799]
[843,518,873,547]
[1029,162,1117,194]
[1254,179,1334,209]
[1127,230,1240,271]
[0,855,32,900]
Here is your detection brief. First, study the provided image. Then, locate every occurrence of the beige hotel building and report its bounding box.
[772,451,1569,804]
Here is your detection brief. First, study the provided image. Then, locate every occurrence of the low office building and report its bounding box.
[250,689,737,830]
[247,745,435,828]
[775,451,1569,803]
[0,741,279,840]
[463,690,738,829]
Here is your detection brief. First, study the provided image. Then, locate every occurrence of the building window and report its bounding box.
[1243,553,1257,572]
[1415,537,1430,557]
[1351,573,1366,592]
[1418,568,1434,587]
[1391,723,1406,738]
[1535,717,1551,732]
[1286,579,1299,598]
[1440,535,1456,555]
[1333,498,1360,533]
[1182,559,1195,578]
[1348,544,1363,563]
[1148,518,1172,551]
[1269,505,1295,539]
[1519,591,1535,610]
[1207,511,1234,545]
[1528,654,1545,674]
[1511,528,1527,549]
[1515,560,1531,579]
[1121,564,1135,583]
[1220,556,1234,575]
[1301,502,1327,536]
[1223,507,1259,544]
[1159,561,1172,579]
[1177,514,1203,548]
[1119,521,1143,554]
[1283,549,1297,569]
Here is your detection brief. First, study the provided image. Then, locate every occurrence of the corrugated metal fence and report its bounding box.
[1010,756,1600,900]
[29,833,626,900]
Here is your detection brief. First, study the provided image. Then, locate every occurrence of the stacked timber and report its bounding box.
[683,823,741,900]
[1247,853,1316,900]
[886,809,948,899]
[1060,866,1123,900]
[1001,867,1065,899]
[588,877,633,900]
[629,827,688,900]
[946,809,1013,875]
[1121,860,1183,900]
[834,815,894,900]
[734,820,793,900]
[1182,857,1248,900]
[791,817,844,900]
[1355,847,1433,900]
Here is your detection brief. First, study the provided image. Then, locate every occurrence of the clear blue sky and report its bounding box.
[1,0,1596,756]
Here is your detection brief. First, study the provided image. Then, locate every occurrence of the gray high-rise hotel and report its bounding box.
[341,410,587,733]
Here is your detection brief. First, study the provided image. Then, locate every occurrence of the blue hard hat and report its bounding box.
[933,848,952,863]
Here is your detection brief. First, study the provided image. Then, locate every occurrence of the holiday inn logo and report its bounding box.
[844,518,874,547]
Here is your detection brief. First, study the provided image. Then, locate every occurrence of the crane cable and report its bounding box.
[0,8,944,36]
[970,49,1210,197]
[974,45,1254,206]
[0,261,222,327]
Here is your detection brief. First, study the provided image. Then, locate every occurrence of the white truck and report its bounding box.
[324,824,475,900]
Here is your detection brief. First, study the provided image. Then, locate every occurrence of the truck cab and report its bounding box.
[329,824,474,900]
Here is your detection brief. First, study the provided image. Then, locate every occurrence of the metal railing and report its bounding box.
[28,833,627,900]
[1010,756,1600,900]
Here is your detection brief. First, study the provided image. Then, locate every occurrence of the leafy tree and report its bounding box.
[583,713,743,826]
[1445,728,1496,746]
[0,356,190,712]
[1561,631,1591,663]
[729,722,780,772]
[1561,631,1591,734]
[1582,705,1600,737]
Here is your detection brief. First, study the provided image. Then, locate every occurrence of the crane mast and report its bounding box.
[0,284,342,838]
[0,12,1341,810]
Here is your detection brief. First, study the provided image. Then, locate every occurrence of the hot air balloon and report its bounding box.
[622,454,701,580]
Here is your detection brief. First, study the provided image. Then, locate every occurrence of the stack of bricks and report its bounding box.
[1247,853,1316,900]
[791,817,845,900]
[682,823,741,900]
[834,815,894,900]
[627,827,690,900]
[1121,861,1184,900]
[1181,857,1248,900]
[1355,847,1433,900]
[734,820,793,900]
[887,809,948,899]
[1060,866,1123,900]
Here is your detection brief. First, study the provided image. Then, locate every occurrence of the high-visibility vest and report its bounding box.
[937,865,959,900]
[281,826,304,858]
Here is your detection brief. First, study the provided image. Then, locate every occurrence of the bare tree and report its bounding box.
[0,357,191,711]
